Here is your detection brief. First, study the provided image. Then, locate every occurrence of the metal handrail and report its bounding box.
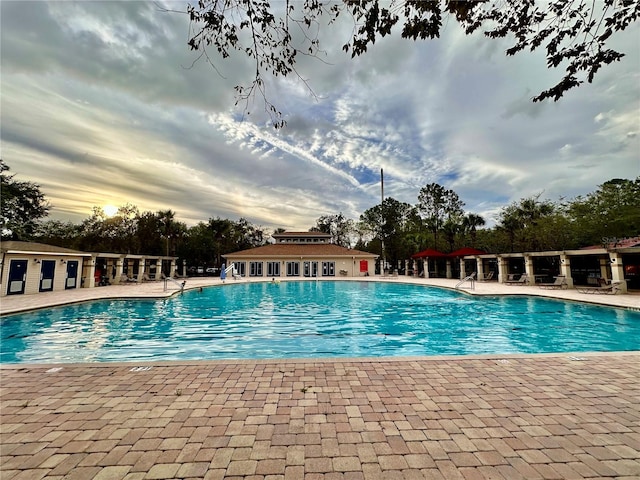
[455,273,476,290]
[163,277,186,292]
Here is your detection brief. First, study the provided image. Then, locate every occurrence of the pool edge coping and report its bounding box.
[2,350,639,370]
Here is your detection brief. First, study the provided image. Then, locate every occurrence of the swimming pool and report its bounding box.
[1,281,639,363]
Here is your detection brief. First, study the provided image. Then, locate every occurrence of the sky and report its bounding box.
[1,1,639,232]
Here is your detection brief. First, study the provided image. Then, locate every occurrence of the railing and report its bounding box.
[455,273,476,290]
[224,263,242,280]
[164,277,186,292]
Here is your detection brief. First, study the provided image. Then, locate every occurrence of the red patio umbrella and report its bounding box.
[411,248,447,259]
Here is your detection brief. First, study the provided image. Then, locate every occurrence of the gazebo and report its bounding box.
[411,248,447,278]
[448,248,486,279]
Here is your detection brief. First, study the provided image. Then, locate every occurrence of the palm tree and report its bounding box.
[462,213,485,247]
[157,210,184,256]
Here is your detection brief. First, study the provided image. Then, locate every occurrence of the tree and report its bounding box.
[79,204,141,253]
[359,197,419,270]
[1,160,50,239]
[32,220,82,248]
[233,217,267,250]
[567,177,640,245]
[185,0,640,127]
[496,194,556,251]
[462,213,485,247]
[180,222,217,268]
[157,210,187,256]
[442,215,463,252]
[208,217,236,266]
[135,210,188,256]
[417,183,464,250]
[312,213,355,247]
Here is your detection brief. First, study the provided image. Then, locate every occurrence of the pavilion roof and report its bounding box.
[411,248,447,259]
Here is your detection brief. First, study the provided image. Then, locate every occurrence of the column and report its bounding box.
[599,257,609,281]
[446,260,452,279]
[609,252,627,293]
[476,258,485,281]
[169,259,176,278]
[138,258,146,283]
[423,259,429,278]
[559,254,574,288]
[85,256,97,288]
[115,258,125,284]
[524,255,534,285]
[497,256,507,283]
[459,258,465,279]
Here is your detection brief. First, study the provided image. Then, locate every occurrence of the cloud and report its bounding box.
[1,1,639,234]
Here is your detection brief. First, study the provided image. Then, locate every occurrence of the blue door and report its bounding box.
[65,260,79,289]
[39,260,56,292]
[7,260,28,295]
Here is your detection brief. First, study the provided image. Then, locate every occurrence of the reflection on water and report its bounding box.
[1,281,639,363]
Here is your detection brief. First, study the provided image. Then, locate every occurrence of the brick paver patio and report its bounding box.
[2,353,639,479]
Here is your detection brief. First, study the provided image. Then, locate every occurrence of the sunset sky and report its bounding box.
[2,1,638,231]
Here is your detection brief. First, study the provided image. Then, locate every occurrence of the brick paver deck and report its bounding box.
[2,354,639,479]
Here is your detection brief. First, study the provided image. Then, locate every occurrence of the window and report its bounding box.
[249,262,263,277]
[286,261,300,276]
[234,262,246,276]
[303,261,318,277]
[267,261,280,276]
[322,262,335,276]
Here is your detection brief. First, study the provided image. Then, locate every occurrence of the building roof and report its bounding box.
[0,241,90,256]
[224,243,377,258]
[582,236,640,250]
[411,248,447,259]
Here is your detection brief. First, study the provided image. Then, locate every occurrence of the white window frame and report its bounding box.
[267,261,280,276]
[234,262,246,276]
[286,261,300,276]
[322,261,335,276]
[249,261,263,277]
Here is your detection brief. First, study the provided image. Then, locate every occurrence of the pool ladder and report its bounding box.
[164,277,186,292]
[455,273,476,290]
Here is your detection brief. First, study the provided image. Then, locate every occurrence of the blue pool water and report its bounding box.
[1,281,639,363]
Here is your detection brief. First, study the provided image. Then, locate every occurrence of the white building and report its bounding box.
[223,232,378,278]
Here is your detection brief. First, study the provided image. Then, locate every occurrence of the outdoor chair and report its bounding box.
[504,273,529,285]
[576,278,620,294]
[539,275,568,290]
[478,271,494,281]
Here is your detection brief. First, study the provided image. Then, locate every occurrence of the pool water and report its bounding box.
[1,281,639,363]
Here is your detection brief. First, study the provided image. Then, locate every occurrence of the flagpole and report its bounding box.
[381,168,385,275]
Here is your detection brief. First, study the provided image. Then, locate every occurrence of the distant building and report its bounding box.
[223,231,377,278]
[1,241,178,296]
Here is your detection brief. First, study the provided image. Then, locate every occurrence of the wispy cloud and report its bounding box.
[1,1,638,231]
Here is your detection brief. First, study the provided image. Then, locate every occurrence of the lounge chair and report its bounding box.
[504,273,529,285]
[576,279,620,294]
[478,271,494,281]
[539,275,567,290]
